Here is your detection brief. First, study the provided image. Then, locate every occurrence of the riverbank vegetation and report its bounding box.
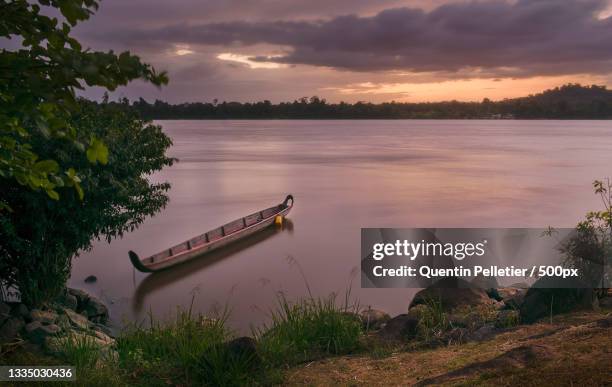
[1,0,171,306]
[2,287,610,386]
[2,183,610,385]
[561,179,612,295]
[130,84,612,120]
[1,2,610,386]
[0,99,174,306]
[0,292,366,386]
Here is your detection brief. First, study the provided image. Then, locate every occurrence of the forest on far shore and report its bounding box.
[125,84,612,120]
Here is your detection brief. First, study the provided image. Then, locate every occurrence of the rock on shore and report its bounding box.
[374,276,605,345]
[0,287,114,354]
[409,277,495,312]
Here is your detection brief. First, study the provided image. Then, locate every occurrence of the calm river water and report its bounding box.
[69,120,612,332]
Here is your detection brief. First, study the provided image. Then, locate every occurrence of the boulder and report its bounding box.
[30,309,58,325]
[25,320,43,333]
[12,304,30,320]
[519,277,595,324]
[62,308,90,330]
[471,275,500,292]
[26,322,61,344]
[66,288,109,323]
[67,288,90,310]
[409,277,495,313]
[226,337,258,361]
[57,290,78,311]
[93,329,114,346]
[201,337,260,372]
[84,275,97,283]
[93,323,115,338]
[45,331,113,354]
[378,314,419,341]
[83,296,109,324]
[359,308,391,330]
[0,316,25,343]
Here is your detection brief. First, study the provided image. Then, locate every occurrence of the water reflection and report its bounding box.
[132,219,294,313]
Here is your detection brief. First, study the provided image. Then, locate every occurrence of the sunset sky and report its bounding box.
[70,0,612,103]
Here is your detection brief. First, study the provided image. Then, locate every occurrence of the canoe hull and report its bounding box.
[129,195,293,272]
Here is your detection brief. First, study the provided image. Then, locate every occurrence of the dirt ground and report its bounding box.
[286,309,612,386]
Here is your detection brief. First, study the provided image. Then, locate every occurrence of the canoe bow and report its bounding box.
[129,250,154,273]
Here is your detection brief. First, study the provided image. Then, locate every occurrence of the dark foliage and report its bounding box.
[560,179,612,294]
[0,0,167,201]
[0,100,174,305]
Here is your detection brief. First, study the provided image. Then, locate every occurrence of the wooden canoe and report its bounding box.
[129,195,294,272]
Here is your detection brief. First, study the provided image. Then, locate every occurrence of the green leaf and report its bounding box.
[34,159,60,174]
[74,182,84,200]
[86,137,109,164]
[46,189,60,200]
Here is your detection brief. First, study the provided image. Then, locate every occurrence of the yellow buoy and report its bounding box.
[275,215,283,225]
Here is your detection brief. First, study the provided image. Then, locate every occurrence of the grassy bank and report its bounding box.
[1,292,364,386]
[2,293,609,386]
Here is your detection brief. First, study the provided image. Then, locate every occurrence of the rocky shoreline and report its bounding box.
[2,276,610,383]
[1,287,115,356]
[358,276,608,347]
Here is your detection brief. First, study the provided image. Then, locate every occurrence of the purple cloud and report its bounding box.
[97,0,612,76]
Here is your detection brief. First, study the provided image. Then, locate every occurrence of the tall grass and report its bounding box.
[415,297,451,342]
[114,301,254,386]
[256,291,362,366]
[50,264,365,385]
[57,333,101,370]
[113,289,363,385]
[256,258,363,366]
[56,332,123,386]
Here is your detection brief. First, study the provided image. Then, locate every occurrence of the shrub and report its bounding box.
[0,100,174,305]
[559,179,612,295]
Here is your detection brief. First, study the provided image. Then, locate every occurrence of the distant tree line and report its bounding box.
[125,84,612,120]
